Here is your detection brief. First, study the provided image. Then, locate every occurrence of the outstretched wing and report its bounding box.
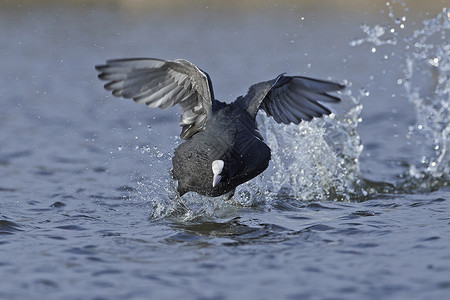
[241,75,344,124]
[95,58,215,139]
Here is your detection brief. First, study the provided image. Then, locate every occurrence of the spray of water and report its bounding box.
[349,3,449,192]
[402,8,449,190]
[254,89,365,202]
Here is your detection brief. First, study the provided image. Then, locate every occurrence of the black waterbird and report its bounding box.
[96,58,344,197]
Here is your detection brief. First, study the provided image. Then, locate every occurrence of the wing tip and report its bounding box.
[94,64,106,71]
[97,72,108,80]
[335,83,346,93]
[324,92,342,103]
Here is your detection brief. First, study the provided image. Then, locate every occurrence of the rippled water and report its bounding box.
[1,1,449,299]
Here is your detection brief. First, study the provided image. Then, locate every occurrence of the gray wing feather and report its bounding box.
[95,58,214,139]
[242,75,344,124]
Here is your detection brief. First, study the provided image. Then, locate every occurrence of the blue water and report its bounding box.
[0,2,449,299]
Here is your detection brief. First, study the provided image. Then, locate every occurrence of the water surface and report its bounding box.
[0,1,449,299]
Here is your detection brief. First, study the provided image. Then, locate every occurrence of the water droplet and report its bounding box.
[428,57,439,67]
[371,47,377,53]
[359,88,370,97]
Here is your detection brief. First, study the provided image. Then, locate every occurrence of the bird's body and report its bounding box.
[173,103,270,196]
[96,58,343,197]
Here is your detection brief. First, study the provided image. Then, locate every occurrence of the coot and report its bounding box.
[96,58,344,197]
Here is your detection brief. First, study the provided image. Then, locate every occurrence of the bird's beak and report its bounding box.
[211,160,224,188]
[212,174,222,187]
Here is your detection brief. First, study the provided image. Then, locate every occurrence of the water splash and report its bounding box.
[135,143,249,222]
[139,179,250,222]
[350,24,397,49]
[402,7,450,190]
[349,4,449,192]
[350,0,411,55]
[254,87,367,202]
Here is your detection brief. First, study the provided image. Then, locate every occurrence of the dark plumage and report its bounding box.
[95,58,344,197]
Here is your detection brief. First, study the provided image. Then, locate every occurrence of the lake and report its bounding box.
[0,1,449,299]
